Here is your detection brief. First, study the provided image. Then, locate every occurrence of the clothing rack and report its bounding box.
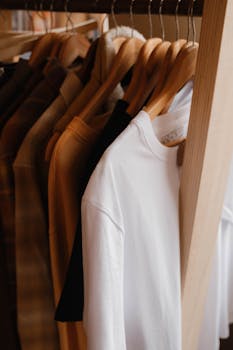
[1,1,233,350]
[0,0,203,16]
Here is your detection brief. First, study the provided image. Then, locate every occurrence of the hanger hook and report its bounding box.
[130,0,136,38]
[191,0,196,45]
[36,0,48,33]
[64,0,74,33]
[95,0,108,35]
[49,0,55,31]
[39,0,49,33]
[25,0,34,33]
[111,0,119,36]
[159,0,165,41]
[24,0,34,33]
[186,0,191,42]
[33,0,37,12]
[148,0,153,38]
[175,0,181,41]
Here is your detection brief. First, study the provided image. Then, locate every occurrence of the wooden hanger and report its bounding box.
[0,32,50,63]
[0,31,25,37]
[144,42,198,119]
[0,19,98,66]
[37,19,97,70]
[123,38,162,104]
[113,37,128,53]
[155,45,196,149]
[0,31,37,49]
[49,33,70,59]
[42,33,72,74]
[166,137,186,148]
[145,38,187,106]
[126,40,171,117]
[0,35,40,62]
[28,32,58,68]
[77,37,144,123]
[58,32,90,68]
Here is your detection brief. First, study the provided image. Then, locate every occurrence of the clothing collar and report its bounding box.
[134,81,193,162]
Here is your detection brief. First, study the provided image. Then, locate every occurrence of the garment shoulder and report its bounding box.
[83,153,119,208]
[102,120,142,161]
[83,149,126,232]
[84,120,142,200]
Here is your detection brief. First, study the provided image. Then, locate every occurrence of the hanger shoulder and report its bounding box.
[42,33,71,74]
[113,37,127,53]
[78,37,144,123]
[0,35,41,62]
[160,42,198,114]
[123,38,162,103]
[49,33,69,59]
[126,40,171,117]
[29,33,57,69]
[146,41,171,77]
[144,43,199,119]
[0,31,39,49]
[59,33,90,68]
[146,39,187,105]
[166,39,187,71]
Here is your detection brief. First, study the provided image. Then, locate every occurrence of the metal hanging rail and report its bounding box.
[0,0,203,16]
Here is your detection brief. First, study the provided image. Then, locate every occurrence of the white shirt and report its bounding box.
[81,82,193,350]
[82,80,233,349]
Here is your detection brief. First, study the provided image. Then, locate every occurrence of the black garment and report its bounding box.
[0,60,67,321]
[0,68,43,132]
[0,62,18,90]
[0,59,33,114]
[55,99,131,321]
[76,38,99,86]
[0,237,20,350]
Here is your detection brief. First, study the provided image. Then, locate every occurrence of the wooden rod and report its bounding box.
[0,0,203,16]
[180,0,233,348]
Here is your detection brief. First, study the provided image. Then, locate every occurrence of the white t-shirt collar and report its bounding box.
[132,80,193,161]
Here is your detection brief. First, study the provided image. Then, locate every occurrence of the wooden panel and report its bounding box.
[180,0,233,349]
[0,0,204,16]
[0,10,12,30]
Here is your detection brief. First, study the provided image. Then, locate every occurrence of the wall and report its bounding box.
[110,14,202,41]
[0,11,12,31]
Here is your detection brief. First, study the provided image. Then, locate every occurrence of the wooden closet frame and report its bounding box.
[0,0,232,349]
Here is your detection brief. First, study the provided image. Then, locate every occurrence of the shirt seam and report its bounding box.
[82,198,125,235]
[64,128,91,144]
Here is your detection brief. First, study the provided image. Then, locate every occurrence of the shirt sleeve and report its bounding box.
[82,198,126,350]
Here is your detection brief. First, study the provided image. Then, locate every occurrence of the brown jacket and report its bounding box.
[48,113,111,350]
[13,70,84,350]
[0,59,67,350]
